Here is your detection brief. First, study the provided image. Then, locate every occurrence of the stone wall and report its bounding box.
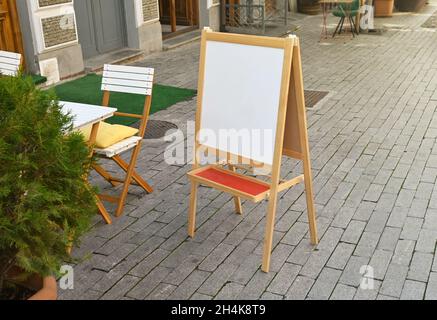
[41,14,77,48]
[143,0,159,22]
[38,0,72,7]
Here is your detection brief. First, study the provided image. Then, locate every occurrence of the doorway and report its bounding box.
[74,0,127,59]
[0,0,24,56]
[159,0,199,39]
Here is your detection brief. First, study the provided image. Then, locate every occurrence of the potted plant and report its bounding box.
[395,0,427,12]
[297,0,320,15]
[0,75,97,300]
[374,0,395,17]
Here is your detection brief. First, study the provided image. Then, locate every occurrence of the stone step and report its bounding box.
[84,48,145,73]
[163,30,201,51]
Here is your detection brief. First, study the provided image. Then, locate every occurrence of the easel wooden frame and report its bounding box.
[187,29,319,273]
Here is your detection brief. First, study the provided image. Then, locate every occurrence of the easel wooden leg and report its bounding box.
[188,182,199,237]
[292,39,319,246]
[262,192,279,273]
[304,160,318,245]
[229,165,243,215]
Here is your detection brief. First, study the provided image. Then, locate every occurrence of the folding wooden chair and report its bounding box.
[93,64,154,217]
[0,50,21,76]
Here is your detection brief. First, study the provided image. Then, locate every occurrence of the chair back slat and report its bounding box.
[0,50,22,76]
[101,84,152,96]
[101,64,154,96]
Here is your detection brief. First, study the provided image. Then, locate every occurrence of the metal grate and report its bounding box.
[132,120,178,140]
[305,90,329,109]
[422,11,437,28]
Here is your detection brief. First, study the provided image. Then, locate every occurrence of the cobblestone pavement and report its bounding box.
[61,4,437,300]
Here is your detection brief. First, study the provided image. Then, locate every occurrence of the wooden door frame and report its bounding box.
[0,0,24,66]
[159,0,199,39]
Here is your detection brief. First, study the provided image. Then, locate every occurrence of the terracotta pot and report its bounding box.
[395,0,427,12]
[6,267,57,300]
[297,0,320,15]
[374,0,395,17]
[27,275,57,300]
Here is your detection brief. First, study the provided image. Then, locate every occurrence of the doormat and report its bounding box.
[422,11,437,28]
[305,90,329,108]
[132,120,178,140]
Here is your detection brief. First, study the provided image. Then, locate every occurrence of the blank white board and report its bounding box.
[199,40,285,165]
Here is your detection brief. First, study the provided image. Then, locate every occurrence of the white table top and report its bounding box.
[60,101,117,130]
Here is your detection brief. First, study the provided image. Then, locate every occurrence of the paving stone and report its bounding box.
[377,227,401,251]
[285,276,315,300]
[168,270,210,300]
[237,270,276,300]
[408,252,434,282]
[400,280,426,300]
[339,256,370,287]
[363,184,384,202]
[261,292,284,300]
[281,222,309,246]
[267,263,301,295]
[354,232,380,258]
[342,221,366,244]
[415,229,437,253]
[190,293,213,300]
[330,284,356,300]
[198,243,235,272]
[147,283,177,300]
[387,207,408,228]
[197,263,239,297]
[400,217,423,241]
[365,211,390,234]
[215,282,245,300]
[369,249,392,280]
[100,275,141,300]
[307,268,342,300]
[353,201,376,222]
[165,255,203,285]
[127,266,172,300]
[327,242,355,270]
[425,272,437,300]
[354,280,381,300]
[380,264,409,298]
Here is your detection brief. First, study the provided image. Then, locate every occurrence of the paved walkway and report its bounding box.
[61,4,437,300]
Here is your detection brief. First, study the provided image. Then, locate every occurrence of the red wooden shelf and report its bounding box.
[188,166,271,202]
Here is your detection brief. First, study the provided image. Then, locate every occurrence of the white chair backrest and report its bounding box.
[102,64,154,96]
[0,50,21,76]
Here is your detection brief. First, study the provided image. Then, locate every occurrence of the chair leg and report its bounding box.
[349,16,355,37]
[112,154,153,194]
[351,16,357,35]
[115,145,142,217]
[188,182,199,237]
[97,197,113,224]
[333,18,342,38]
[93,164,120,187]
[339,17,345,34]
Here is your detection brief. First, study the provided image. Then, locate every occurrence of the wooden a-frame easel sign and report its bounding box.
[187,28,319,273]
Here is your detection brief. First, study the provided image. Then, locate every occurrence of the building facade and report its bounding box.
[1,0,296,81]
[1,0,220,81]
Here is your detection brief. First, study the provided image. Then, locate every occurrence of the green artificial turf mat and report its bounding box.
[30,74,47,85]
[53,73,196,126]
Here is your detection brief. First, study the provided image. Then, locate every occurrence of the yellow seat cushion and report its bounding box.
[79,122,139,149]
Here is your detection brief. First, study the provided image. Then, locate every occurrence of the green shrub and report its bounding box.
[0,75,97,293]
